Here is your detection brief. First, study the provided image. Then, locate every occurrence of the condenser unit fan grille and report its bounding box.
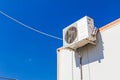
[65,27,77,44]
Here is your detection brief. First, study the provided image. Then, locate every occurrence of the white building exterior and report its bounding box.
[57,18,120,80]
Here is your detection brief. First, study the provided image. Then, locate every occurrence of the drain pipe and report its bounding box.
[80,57,83,80]
[76,48,83,80]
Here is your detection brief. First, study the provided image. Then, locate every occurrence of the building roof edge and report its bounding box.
[99,18,120,32]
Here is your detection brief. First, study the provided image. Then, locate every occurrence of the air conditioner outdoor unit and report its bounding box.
[63,16,97,49]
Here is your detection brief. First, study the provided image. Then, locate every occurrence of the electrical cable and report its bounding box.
[78,48,83,80]
[87,45,91,80]
[0,10,63,41]
[72,51,74,80]
[80,57,83,80]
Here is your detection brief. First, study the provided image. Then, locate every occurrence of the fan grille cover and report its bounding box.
[65,27,77,44]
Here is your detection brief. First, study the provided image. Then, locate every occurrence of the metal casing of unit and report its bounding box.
[63,16,97,49]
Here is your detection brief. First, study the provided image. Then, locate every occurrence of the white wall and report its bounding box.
[57,49,73,80]
[57,48,81,80]
[80,22,120,80]
[91,23,120,80]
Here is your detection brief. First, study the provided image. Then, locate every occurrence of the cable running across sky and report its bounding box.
[0,10,63,41]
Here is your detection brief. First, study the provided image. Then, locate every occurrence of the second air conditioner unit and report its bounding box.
[63,16,97,49]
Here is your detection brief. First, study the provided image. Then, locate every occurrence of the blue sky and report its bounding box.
[0,0,120,80]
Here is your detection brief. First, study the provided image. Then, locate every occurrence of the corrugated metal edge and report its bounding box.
[57,47,63,80]
[57,51,60,80]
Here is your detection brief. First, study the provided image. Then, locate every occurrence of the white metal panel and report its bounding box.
[57,49,73,80]
[57,48,82,80]
[72,52,81,80]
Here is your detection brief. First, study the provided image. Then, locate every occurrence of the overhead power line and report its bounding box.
[0,10,63,41]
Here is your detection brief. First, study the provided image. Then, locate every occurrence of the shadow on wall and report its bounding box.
[74,32,104,66]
